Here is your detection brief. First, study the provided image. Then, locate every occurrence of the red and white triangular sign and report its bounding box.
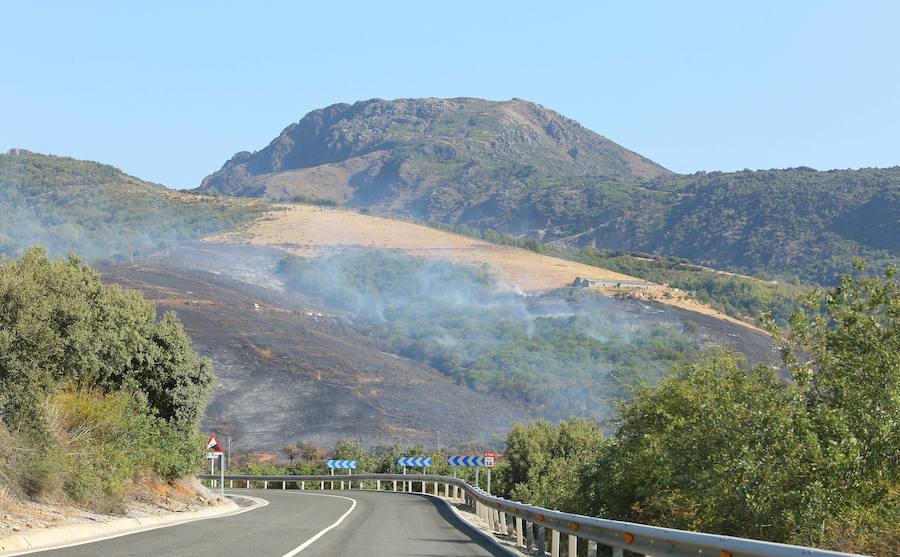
[206,434,223,454]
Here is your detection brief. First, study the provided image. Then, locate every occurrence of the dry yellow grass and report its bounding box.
[208,205,765,333]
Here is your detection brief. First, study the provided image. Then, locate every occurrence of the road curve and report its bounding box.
[26,489,511,557]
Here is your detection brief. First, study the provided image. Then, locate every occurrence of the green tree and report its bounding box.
[583,267,900,554]
[503,418,604,512]
[0,246,213,430]
[582,354,818,541]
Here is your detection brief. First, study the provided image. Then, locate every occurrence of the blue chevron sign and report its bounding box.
[326,459,357,469]
[397,456,433,467]
[447,455,484,467]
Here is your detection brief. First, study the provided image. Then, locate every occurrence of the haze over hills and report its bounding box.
[0,147,775,448]
[199,97,900,283]
[0,149,265,261]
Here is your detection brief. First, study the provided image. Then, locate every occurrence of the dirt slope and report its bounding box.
[211,204,765,332]
[98,245,539,450]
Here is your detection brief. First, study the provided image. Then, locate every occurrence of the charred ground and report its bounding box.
[97,243,775,451]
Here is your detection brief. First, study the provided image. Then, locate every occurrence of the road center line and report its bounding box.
[280,493,358,557]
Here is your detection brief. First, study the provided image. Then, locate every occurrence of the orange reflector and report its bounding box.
[721,551,732,557]
[624,533,634,544]
[570,522,580,532]
[537,514,545,521]
[496,502,501,509]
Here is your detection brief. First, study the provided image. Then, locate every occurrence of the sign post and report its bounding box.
[326,460,357,490]
[205,434,225,497]
[397,457,431,492]
[483,451,495,495]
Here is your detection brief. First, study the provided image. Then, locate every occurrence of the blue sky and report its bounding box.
[2,1,898,188]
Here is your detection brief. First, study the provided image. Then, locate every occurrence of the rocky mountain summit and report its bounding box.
[197,97,670,210]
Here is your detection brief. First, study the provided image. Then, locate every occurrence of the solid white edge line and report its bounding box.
[2,494,269,557]
[280,493,358,557]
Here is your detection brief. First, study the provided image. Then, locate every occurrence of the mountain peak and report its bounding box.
[197,97,671,205]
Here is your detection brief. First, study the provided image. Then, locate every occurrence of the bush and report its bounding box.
[0,248,213,511]
[0,247,213,430]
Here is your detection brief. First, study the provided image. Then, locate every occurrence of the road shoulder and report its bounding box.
[0,494,264,556]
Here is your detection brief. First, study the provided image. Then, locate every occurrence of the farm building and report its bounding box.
[572,277,657,290]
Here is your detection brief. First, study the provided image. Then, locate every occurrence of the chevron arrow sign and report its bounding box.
[447,455,484,467]
[397,456,433,467]
[326,459,357,469]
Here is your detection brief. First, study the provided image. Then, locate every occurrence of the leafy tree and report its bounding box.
[0,246,213,431]
[502,418,604,511]
[0,248,214,507]
[582,354,818,540]
[583,267,900,553]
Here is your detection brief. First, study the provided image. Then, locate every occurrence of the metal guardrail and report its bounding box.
[198,473,861,557]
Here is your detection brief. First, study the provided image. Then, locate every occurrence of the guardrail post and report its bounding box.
[499,511,507,535]
[263,481,268,489]
[282,481,286,489]
[301,481,305,490]
[537,525,546,554]
[433,481,438,495]
[568,534,577,557]
[612,546,623,557]
[515,517,524,546]
[551,529,560,557]
[392,480,397,491]
[587,540,597,557]
[340,480,345,490]
[526,521,534,550]
[376,480,381,491]
[229,480,233,488]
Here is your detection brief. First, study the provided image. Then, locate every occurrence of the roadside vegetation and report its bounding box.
[0,247,213,512]
[504,265,899,554]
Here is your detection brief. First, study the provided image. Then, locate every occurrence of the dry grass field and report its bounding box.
[208,204,765,333]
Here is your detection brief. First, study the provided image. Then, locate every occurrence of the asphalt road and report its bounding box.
[27,489,511,557]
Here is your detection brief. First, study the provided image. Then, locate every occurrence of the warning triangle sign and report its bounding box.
[206,434,223,453]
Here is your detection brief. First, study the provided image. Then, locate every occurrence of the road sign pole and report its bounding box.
[220,453,225,498]
[475,467,479,488]
[487,468,491,495]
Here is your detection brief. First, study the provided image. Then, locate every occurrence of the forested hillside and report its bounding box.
[197,98,900,284]
[275,249,717,419]
[0,150,266,261]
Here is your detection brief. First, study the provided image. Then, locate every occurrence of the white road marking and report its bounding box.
[3,494,269,556]
[280,493,358,556]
